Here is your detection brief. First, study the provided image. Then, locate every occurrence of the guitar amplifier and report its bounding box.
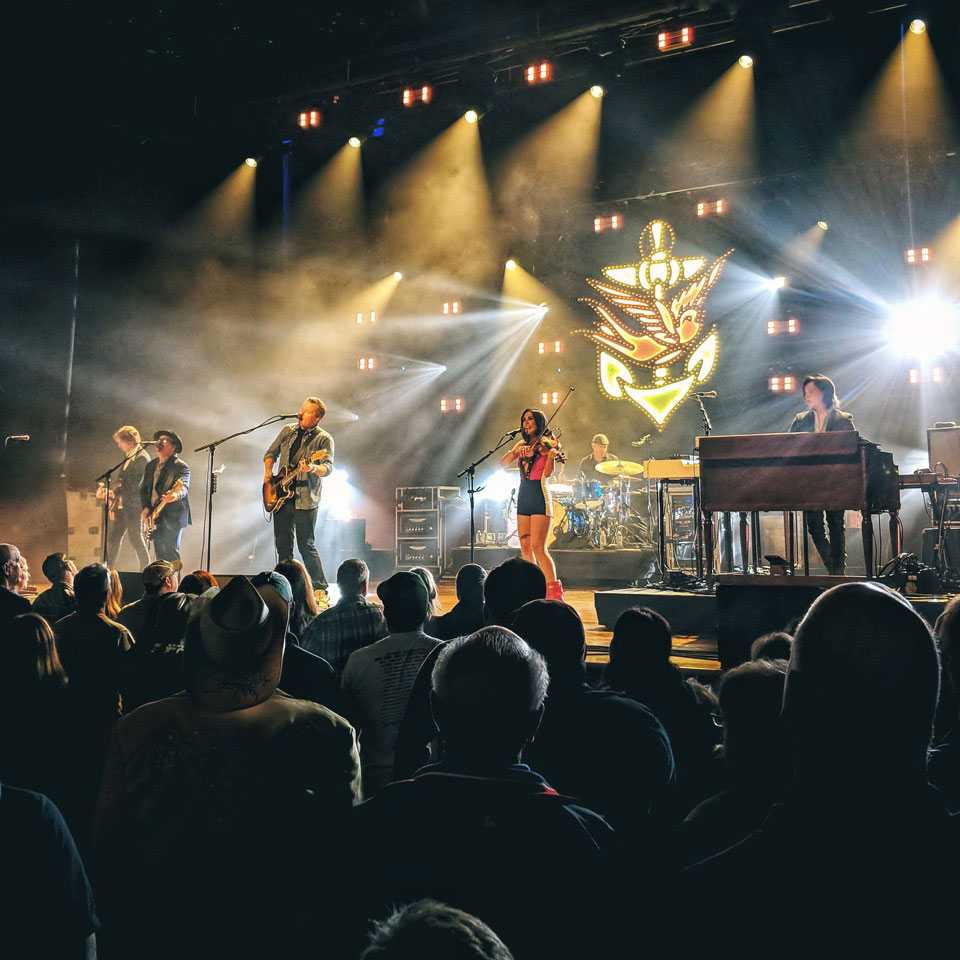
[398,539,441,567]
[395,486,463,573]
[398,511,438,538]
[398,487,438,511]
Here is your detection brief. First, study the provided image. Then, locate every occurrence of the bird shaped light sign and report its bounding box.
[577,219,732,429]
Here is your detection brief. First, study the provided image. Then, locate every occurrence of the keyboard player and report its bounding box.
[788,375,856,574]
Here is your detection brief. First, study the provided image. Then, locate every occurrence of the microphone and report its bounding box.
[280,414,300,418]
[694,391,718,399]
[140,440,159,445]
[506,428,523,438]
[5,435,30,443]
[631,435,652,447]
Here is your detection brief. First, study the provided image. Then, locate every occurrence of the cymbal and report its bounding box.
[595,459,645,478]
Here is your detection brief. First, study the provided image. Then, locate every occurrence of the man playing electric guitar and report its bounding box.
[263,397,334,596]
[140,430,192,564]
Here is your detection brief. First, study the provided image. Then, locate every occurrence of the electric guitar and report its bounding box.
[142,478,186,541]
[262,450,330,514]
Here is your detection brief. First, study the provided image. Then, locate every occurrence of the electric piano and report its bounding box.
[697,431,901,580]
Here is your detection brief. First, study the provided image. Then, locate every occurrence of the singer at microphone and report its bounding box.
[262,396,335,595]
[103,425,153,569]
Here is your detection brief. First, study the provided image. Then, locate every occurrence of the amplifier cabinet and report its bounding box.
[396,486,462,573]
[398,511,438,538]
[398,487,437,511]
[398,539,441,567]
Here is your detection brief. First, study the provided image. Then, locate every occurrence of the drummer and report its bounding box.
[577,433,618,484]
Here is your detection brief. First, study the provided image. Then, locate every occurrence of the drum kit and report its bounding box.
[476,458,652,549]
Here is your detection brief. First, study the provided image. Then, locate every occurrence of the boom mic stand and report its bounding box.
[194,414,293,571]
[457,431,520,564]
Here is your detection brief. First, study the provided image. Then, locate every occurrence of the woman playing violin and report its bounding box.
[500,408,565,601]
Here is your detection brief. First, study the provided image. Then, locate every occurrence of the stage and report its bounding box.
[594,574,953,670]
[450,546,656,586]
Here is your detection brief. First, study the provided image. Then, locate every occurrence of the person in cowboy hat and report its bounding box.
[139,429,192,564]
[95,574,361,958]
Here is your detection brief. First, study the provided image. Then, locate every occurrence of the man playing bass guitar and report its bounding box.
[263,397,334,597]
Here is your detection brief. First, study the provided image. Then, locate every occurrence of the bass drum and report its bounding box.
[505,499,568,549]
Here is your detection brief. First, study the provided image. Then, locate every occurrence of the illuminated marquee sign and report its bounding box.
[576,219,732,429]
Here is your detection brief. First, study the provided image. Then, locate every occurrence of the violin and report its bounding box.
[519,427,566,472]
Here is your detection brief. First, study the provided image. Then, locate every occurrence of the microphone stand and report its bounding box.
[194,414,292,571]
[457,431,521,564]
[95,450,144,564]
[692,393,734,575]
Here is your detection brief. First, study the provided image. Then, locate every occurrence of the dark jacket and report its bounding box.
[788,408,856,433]
[116,447,151,512]
[350,762,617,959]
[140,455,191,528]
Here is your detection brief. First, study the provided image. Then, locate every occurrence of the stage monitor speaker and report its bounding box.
[928,425,960,476]
[717,580,824,670]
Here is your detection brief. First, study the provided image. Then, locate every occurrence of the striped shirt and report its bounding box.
[301,595,388,674]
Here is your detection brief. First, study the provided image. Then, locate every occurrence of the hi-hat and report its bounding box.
[595,459,645,478]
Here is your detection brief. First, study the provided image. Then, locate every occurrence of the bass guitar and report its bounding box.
[262,450,330,514]
[142,478,186,541]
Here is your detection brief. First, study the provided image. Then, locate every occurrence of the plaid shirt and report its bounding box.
[301,595,388,674]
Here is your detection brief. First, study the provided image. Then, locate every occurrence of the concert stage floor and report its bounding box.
[451,546,655,586]
[594,575,953,670]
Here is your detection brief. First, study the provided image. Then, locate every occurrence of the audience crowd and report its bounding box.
[1,539,959,957]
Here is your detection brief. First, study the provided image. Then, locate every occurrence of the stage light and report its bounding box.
[298,108,322,130]
[393,271,403,281]
[319,467,355,522]
[526,61,553,85]
[348,136,362,148]
[479,468,516,502]
[738,54,754,69]
[439,396,465,414]
[464,109,479,124]
[816,219,830,231]
[535,303,550,321]
[593,213,624,233]
[886,298,960,361]
[358,357,377,370]
[245,157,258,168]
[768,276,787,290]
[905,246,932,265]
[910,18,926,35]
[590,84,605,99]
[402,84,434,107]
[537,339,564,354]
[768,374,796,393]
[697,199,726,217]
[658,26,695,51]
[933,367,945,383]
[766,315,801,336]
[442,301,461,315]
[505,259,518,271]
